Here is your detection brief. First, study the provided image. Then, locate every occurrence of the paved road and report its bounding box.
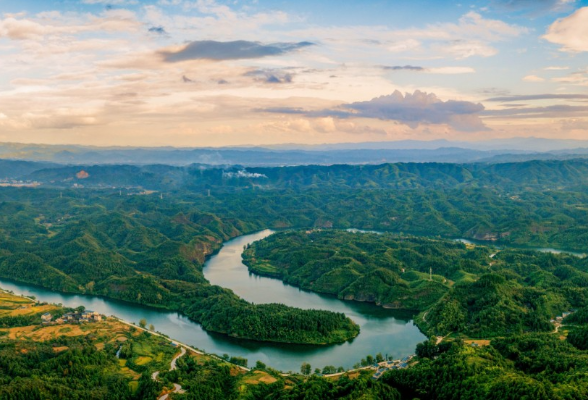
[153,343,187,399]
[170,347,186,371]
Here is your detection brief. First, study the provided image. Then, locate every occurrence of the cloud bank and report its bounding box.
[161,40,313,62]
[343,91,485,131]
[381,65,475,74]
[263,91,486,131]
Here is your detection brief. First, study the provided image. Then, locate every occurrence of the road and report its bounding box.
[112,316,249,371]
[153,347,187,400]
[111,316,251,399]
[170,347,186,371]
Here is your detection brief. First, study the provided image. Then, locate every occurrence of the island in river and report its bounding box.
[243,229,586,339]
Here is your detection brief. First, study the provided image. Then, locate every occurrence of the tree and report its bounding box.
[255,360,266,370]
[376,353,384,363]
[322,365,336,375]
[301,362,311,375]
[229,356,248,368]
[139,318,147,329]
[366,355,375,365]
[149,324,154,331]
[416,339,438,359]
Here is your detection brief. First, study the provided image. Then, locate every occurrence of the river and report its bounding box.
[454,238,586,258]
[348,228,586,258]
[0,229,425,372]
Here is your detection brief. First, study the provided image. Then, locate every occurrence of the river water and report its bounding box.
[348,228,586,258]
[454,238,586,258]
[0,229,425,372]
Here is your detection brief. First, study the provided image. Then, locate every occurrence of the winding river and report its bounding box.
[454,238,586,258]
[0,229,425,372]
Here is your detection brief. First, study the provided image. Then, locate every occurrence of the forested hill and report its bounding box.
[0,191,359,345]
[6,158,588,191]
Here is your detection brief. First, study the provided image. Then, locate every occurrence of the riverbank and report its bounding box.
[0,230,423,372]
[0,285,417,388]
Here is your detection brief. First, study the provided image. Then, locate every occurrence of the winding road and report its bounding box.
[154,346,187,400]
[170,347,186,371]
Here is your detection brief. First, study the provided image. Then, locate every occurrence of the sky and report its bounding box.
[0,0,587,147]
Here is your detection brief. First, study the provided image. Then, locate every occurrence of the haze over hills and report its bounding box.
[265,137,588,152]
[1,138,588,166]
[6,158,588,194]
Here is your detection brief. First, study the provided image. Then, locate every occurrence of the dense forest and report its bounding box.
[3,158,588,398]
[243,230,478,310]
[10,158,588,192]
[244,230,588,338]
[0,190,359,345]
[184,186,588,251]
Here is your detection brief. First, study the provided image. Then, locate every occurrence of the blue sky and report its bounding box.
[0,0,586,146]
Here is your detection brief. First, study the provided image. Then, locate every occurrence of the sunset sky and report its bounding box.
[0,0,587,147]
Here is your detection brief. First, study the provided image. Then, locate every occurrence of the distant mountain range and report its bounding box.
[266,137,588,152]
[5,157,588,192]
[0,138,588,166]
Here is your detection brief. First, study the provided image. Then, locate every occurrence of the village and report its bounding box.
[41,309,104,325]
[371,355,415,380]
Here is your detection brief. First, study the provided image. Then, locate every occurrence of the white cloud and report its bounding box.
[523,75,545,82]
[447,11,526,40]
[289,11,524,60]
[0,11,140,42]
[435,40,498,59]
[387,39,421,53]
[83,0,139,4]
[545,66,570,70]
[552,70,588,86]
[428,67,475,74]
[0,17,49,40]
[543,7,588,52]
